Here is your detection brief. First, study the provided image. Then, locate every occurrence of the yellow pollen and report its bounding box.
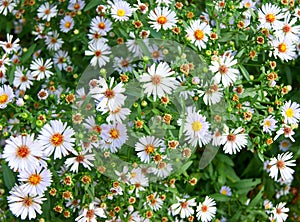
[278,43,287,53]
[51,133,64,146]
[29,174,42,185]
[65,21,71,29]
[0,93,8,104]
[194,29,204,40]
[221,189,227,195]
[117,9,125,17]
[145,144,155,154]
[157,15,167,25]
[264,120,271,127]
[266,13,275,23]
[192,121,202,131]
[285,108,294,118]
[109,128,119,139]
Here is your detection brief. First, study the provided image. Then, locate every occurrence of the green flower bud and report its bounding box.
[24,95,30,100]
[133,103,139,108]
[206,50,212,56]
[100,68,107,75]
[141,101,147,107]
[36,120,44,127]
[142,56,149,63]
[97,116,102,122]
[3,131,9,137]
[21,112,28,119]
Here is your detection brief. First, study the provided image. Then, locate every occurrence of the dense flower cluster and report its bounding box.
[0,0,300,221]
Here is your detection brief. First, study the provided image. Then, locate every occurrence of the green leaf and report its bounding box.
[2,161,16,190]
[22,44,36,63]
[238,64,250,82]
[8,65,16,85]
[210,193,231,202]
[84,1,100,11]
[248,187,264,208]
[173,161,193,176]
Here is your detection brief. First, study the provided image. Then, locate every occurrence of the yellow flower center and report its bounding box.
[98,22,106,29]
[0,93,8,104]
[285,108,294,118]
[29,174,42,185]
[266,13,275,23]
[194,29,204,40]
[144,144,155,154]
[51,133,64,146]
[278,43,287,53]
[192,121,202,131]
[109,128,119,139]
[64,21,71,29]
[157,15,168,25]
[221,189,227,195]
[281,141,289,147]
[264,120,271,127]
[23,197,33,207]
[117,9,125,17]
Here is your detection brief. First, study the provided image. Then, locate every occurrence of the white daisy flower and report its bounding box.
[89,77,126,111]
[199,82,223,106]
[279,139,292,151]
[281,100,300,124]
[2,134,42,172]
[30,58,54,80]
[148,44,164,62]
[183,107,211,148]
[196,196,217,222]
[101,123,128,153]
[75,203,106,221]
[68,0,85,11]
[0,0,16,15]
[64,150,95,173]
[85,40,111,68]
[83,116,102,134]
[264,199,273,214]
[37,2,58,21]
[240,0,256,9]
[38,120,76,159]
[148,7,178,31]
[18,166,52,196]
[151,161,172,178]
[104,106,131,123]
[0,84,14,109]
[268,152,296,181]
[113,57,134,73]
[0,70,7,83]
[262,115,277,135]
[258,3,284,30]
[274,12,300,43]
[0,54,10,75]
[220,127,248,155]
[271,202,289,222]
[8,185,45,220]
[140,62,179,101]
[146,193,164,211]
[129,172,149,197]
[220,186,232,196]
[212,128,222,146]
[45,31,64,51]
[13,66,34,91]
[186,19,211,50]
[209,55,239,87]
[270,37,297,62]
[53,50,70,71]
[60,15,75,33]
[90,16,112,36]
[133,0,148,14]
[274,125,295,142]
[37,89,49,100]
[0,33,20,54]
[135,136,165,163]
[171,197,196,219]
[109,0,133,22]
